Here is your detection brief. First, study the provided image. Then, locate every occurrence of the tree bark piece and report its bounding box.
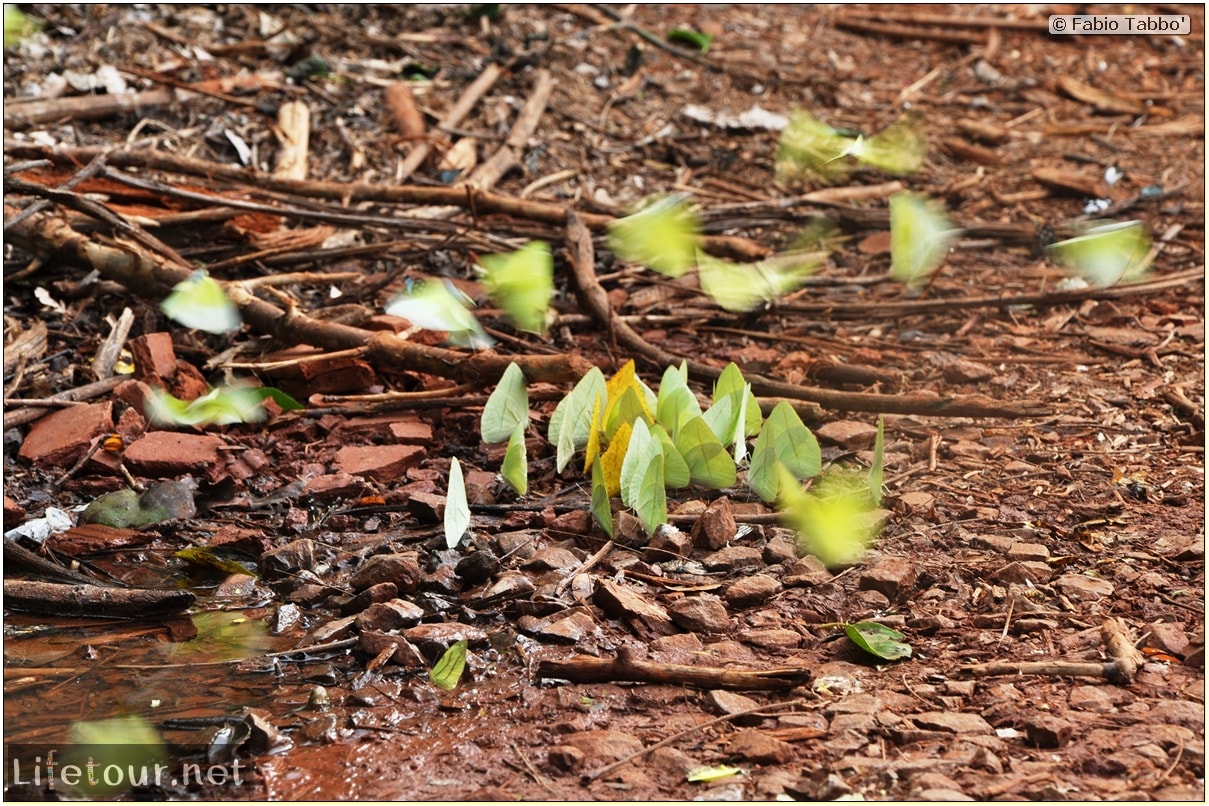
[4,579,195,619]
[537,654,810,691]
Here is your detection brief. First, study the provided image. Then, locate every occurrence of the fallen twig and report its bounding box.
[537,654,810,691]
[959,617,1148,685]
[4,579,195,619]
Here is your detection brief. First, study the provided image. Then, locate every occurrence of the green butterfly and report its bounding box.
[1047,220,1152,288]
[478,241,554,335]
[889,192,961,288]
[697,250,823,312]
[607,194,701,278]
[161,270,241,334]
[385,278,493,349]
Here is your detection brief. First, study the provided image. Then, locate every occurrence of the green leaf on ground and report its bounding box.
[889,192,961,288]
[501,423,528,496]
[845,621,912,661]
[430,639,469,690]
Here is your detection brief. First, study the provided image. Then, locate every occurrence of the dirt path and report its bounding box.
[3,5,1204,801]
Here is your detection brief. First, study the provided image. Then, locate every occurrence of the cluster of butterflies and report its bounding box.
[155,105,1153,353]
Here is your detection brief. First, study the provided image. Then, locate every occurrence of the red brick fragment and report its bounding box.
[123,431,225,477]
[334,444,425,482]
[130,332,177,380]
[18,401,113,467]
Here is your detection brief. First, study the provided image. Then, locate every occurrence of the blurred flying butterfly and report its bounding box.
[1046,220,1152,288]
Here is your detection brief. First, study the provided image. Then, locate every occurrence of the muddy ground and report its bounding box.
[2,4,1205,801]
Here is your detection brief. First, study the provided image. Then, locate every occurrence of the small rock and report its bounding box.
[403,622,489,654]
[1024,714,1075,748]
[815,420,878,450]
[388,416,434,443]
[1149,699,1205,730]
[536,611,597,644]
[522,546,581,572]
[914,788,974,802]
[727,729,793,764]
[216,573,262,599]
[18,401,113,468]
[723,575,782,608]
[896,491,935,517]
[455,550,500,584]
[552,510,593,534]
[646,524,692,562]
[742,628,801,651]
[334,444,425,482]
[1054,573,1114,601]
[969,534,1015,553]
[991,561,1053,585]
[708,690,765,726]
[941,357,995,384]
[1146,622,1189,657]
[356,599,425,632]
[691,496,736,550]
[349,552,421,593]
[669,594,730,633]
[341,581,398,615]
[547,745,585,772]
[561,729,645,761]
[303,473,366,501]
[1006,542,1050,562]
[270,602,302,634]
[762,533,798,565]
[1069,685,1116,713]
[260,538,317,580]
[594,578,677,636]
[358,630,424,668]
[491,531,535,560]
[122,431,225,478]
[701,545,763,572]
[913,711,993,735]
[858,556,918,603]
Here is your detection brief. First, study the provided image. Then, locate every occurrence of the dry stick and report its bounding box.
[4,375,124,429]
[91,306,136,380]
[3,87,178,130]
[959,617,1147,685]
[397,62,504,181]
[4,580,196,619]
[776,268,1206,319]
[467,68,554,190]
[582,698,807,783]
[537,654,809,691]
[564,210,1039,418]
[3,142,769,261]
[833,16,987,45]
[844,9,1053,30]
[5,208,593,387]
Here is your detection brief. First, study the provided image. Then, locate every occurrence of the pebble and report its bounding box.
[701,545,763,572]
[1054,573,1114,601]
[722,574,781,608]
[741,628,801,651]
[669,594,730,633]
[727,728,794,764]
[349,552,421,593]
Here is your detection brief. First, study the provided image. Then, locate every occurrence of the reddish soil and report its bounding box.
[3,4,1204,801]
